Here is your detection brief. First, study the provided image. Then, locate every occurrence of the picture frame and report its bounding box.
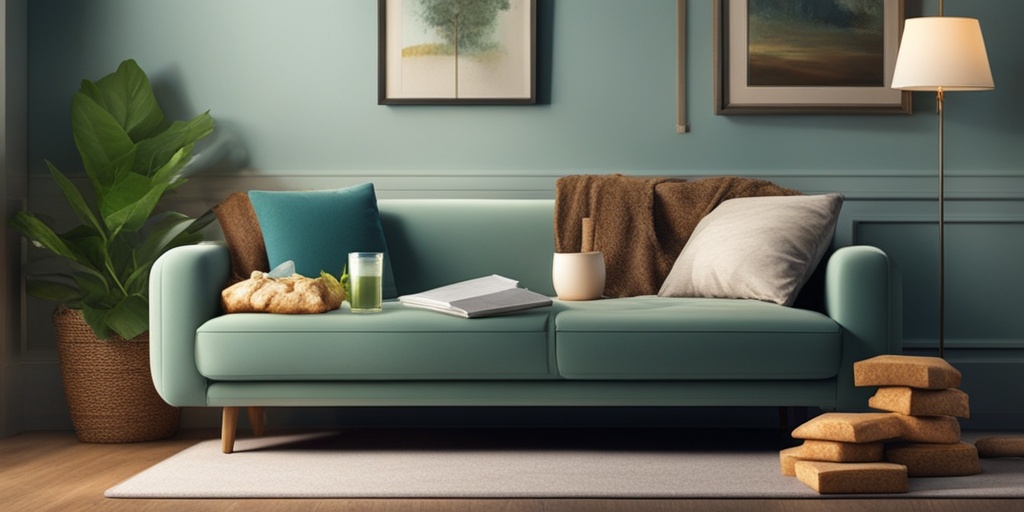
[714,0,911,115]
[378,0,536,105]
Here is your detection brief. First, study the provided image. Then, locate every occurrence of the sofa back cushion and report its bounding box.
[379,199,557,296]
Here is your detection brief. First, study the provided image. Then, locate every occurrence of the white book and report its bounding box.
[398,275,552,318]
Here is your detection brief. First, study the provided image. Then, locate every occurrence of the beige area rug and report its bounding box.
[106,428,1024,499]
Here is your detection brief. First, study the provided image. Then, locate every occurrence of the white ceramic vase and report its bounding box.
[552,251,606,301]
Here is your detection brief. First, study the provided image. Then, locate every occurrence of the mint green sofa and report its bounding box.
[150,199,901,452]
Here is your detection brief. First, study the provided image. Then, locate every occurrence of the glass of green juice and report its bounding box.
[348,252,383,313]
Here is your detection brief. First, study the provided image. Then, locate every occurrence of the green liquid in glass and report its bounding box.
[351,275,382,312]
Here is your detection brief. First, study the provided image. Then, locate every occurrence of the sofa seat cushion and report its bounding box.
[554,297,842,380]
[196,302,553,381]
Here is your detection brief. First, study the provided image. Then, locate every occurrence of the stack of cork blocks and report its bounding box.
[781,355,981,494]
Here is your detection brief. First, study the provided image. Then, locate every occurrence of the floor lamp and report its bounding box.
[891,3,994,359]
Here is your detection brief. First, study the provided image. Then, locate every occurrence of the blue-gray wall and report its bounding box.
[18,0,1024,430]
[26,0,1023,174]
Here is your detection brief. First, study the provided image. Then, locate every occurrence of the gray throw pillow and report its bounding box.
[658,193,843,306]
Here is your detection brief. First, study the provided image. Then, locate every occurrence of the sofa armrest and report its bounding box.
[149,243,230,406]
[825,245,903,411]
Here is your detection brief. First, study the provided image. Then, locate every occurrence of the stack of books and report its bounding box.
[399,275,551,318]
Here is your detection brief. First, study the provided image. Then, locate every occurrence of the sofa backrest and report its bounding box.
[378,199,557,296]
[377,198,834,309]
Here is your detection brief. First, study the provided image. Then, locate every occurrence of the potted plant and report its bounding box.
[10,59,215,442]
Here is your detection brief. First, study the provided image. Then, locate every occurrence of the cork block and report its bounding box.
[854,355,961,390]
[885,442,981,477]
[975,436,1024,458]
[780,446,803,476]
[791,413,903,443]
[794,461,909,494]
[780,442,884,476]
[897,415,961,444]
[800,440,885,463]
[869,387,970,418]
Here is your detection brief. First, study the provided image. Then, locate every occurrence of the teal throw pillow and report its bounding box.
[248,183,397,299]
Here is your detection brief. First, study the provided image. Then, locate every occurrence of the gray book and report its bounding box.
[398,275,552,318]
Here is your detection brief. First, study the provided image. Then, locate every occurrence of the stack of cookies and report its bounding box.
[780,355,980,494]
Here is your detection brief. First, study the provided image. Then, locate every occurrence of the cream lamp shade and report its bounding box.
[891,17,994,91]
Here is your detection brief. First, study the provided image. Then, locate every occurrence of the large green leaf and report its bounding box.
[79,306,112,340]
[10,212,84,263]
[109,295,150,340]
[99,173,168,236]
[134,212,196,265]
[72,269,114,307]
[45,161,103,235]
[62,230,117,289]
[105,233,138,294]
[84,294,149,340]
[80,59,166,142]
[155,210,212,256]
[71,92,135,196]
[127,212,211,292]
[25,275,82,302]
[150,144,192,187]
[134,125,186,177]
[182,111,216,143]
[114,147,196,232]
[134,113,214,177]
[185,207,217,235]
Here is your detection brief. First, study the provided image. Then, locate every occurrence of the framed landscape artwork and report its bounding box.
[714,0,911,114]
[378,0,536,105]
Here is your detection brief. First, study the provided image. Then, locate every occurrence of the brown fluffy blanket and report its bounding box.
[554,174,800,297]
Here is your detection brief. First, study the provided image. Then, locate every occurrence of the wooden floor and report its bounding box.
[1,429,1021,512]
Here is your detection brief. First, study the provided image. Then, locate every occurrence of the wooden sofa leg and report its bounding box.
[222,407,239,454]
[247,406,265,437]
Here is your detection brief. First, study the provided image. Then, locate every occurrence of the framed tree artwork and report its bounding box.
[378,0,536,105]
[714,0,911,114]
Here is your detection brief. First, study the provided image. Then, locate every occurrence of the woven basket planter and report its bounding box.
[53,305,179,443]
